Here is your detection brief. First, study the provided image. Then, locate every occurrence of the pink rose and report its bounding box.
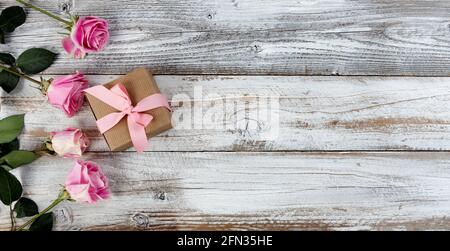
[65,160,110,204]
[50,128,89,158]
[62,16,109,58]
[46,72,88,117]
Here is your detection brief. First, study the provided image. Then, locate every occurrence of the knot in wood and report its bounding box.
[131,213,150,228]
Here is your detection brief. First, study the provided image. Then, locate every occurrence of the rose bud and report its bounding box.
[49,128,89,158]
[62,16,109,59]
[43,72,89,117]
[65,160,110,204]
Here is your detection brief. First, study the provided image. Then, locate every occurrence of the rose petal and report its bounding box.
[65,160,110,204]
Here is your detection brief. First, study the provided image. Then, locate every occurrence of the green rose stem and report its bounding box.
[15,0,72,26]
[0,65,42,86]
[16,190,70,231]
[9,204,15,231]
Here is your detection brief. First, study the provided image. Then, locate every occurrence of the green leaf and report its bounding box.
[0,150,37,169]
[0,114,24,144]
[0,53,15,65]
[14,197,39,218]
[17,48,57,74]
[0,138,19,157]
[0,30,4,44]
[0,6,26,32]
[0,166,22,205]
[29,212,53,231]
[1,164,13,172]
[0,67,20,93]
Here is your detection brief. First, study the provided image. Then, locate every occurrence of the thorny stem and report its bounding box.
[16,0,72,26]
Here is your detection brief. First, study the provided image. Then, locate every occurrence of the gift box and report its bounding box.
[85,68,172,152]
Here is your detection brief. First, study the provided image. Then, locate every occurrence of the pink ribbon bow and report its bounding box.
[84,83,171,152]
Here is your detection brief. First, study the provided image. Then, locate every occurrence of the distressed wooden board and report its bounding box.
[2,75,450,151]
[0,152,450,231]
[1,0,450,232]
[2,0,450,75]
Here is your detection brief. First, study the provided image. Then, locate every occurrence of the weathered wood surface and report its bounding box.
[2,75,450,151]
[1,0,450,231]
[1,152,450,231]
[2,0,450,75]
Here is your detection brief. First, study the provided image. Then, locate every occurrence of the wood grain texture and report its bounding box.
[1,152,450,231]
[2,0,450,75]
[2,75,450,151]
[1,0,450,232]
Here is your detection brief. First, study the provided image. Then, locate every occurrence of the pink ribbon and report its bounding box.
[84,83,171,152]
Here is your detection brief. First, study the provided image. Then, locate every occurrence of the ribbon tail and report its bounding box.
[96,112,126,134]
[128,116,152,153]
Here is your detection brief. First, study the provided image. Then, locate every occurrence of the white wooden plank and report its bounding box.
[2,75,450,151]
[1,0,450,75]
[0,152,449,230]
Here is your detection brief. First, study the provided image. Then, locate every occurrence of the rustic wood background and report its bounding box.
[1,0,450,230]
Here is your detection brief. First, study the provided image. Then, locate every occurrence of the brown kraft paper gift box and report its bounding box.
[85,68,172,151]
